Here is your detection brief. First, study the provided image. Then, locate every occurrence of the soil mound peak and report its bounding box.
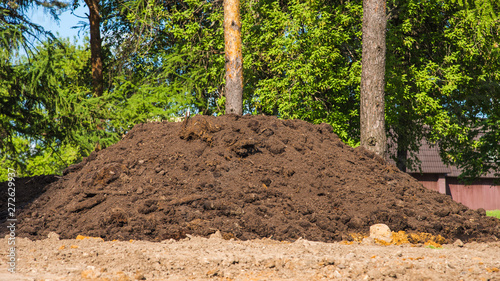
[6,114,500,242]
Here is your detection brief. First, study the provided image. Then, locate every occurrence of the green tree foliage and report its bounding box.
[0,0,67,55]
[451,0,497,30]
[0,137,82,182]
[385,0,500,179]
[115,0,227,116]
[0,39,91,181]
[123,0,363,145]
[437,2,500,181]
[246,0,363,146]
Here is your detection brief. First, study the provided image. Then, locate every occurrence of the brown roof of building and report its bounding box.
[387,140,497,178]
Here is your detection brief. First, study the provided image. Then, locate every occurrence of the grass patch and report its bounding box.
[486,210,500,219]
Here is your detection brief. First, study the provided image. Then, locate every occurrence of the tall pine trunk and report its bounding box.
[85,0,103,98]
[360,0,387,157]
[85,0,104,151]
[223,0,243,115]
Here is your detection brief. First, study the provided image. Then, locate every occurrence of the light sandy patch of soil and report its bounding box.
[2,234,500,281]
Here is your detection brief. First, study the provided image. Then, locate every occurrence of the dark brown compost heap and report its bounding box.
[2,114,499,243]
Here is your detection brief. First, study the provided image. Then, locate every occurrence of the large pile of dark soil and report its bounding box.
[2,115,499,243]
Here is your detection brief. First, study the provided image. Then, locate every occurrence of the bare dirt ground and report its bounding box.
[2,233,500,281]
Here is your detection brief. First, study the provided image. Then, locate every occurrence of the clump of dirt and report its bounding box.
[2,114,499,243]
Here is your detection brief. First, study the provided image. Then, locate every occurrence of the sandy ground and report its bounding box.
[1,232,500,281]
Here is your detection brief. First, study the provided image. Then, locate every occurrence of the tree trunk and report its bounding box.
[396,108,409,172]
[85,0,103,97]
[85,0,104,151]
[223,0,243,115]
[360,0,387,157]
[397,148,407,172]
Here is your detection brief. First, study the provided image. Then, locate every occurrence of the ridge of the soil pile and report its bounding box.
[7,115,500,242]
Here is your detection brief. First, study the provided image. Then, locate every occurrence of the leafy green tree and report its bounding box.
[0,38,92,180]
[116,0,226,116]
[0,0,67,55]
[385,0,500,180]
[124,0,363,145]
[244,0,363,146]
[0,0,73,180]
[436,1,500,181]
[0,137,82,182]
